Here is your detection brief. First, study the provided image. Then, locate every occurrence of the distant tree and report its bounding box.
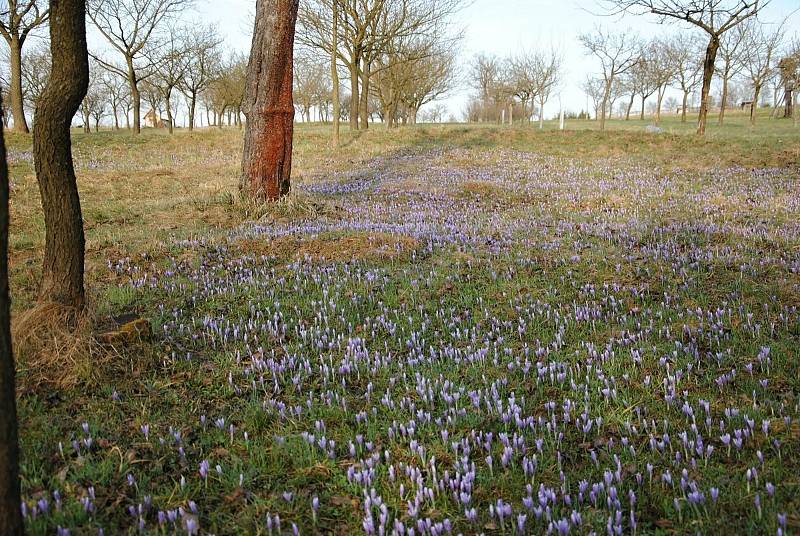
[241,0,299,201]
[294,51,329,122]
[87,0,194,134]
[177,25,221,130]
[0,90,22,536]
[644,37,679,125]
[20,41,50,114]
[99,67,128,129]
[329,0,340,145]
[580,27,640,130]
[671,35,704,122]
[533,48,562,129]
[582,75,606,120]
[600,0,772,135]
[740,18,785,125]
[32,0,89,308]
[81,63,108,132]
[0,0,49,132]
[470,53,501,122]
[149,28,191,134]
[716,22,747,124]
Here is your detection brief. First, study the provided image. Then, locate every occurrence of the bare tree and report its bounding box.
[241,0,299,201]
[32,0,89,308]
[580,27,639,130]
[777,40,798,121]
[99,67,128,129]
[177,25,221,130]
[0,90,22,536]
[149,28,190,134]
[87,0,193,134]
[601,0,772,134]
[330,0,341,144]
[19,40,49,113]
[81,63,108,132]
[533,48,562,129]
[0,0,48,132]
[740,18,785,125]
[583,75,606,120]
[470,53,501,122]
[716,21,747,123]
[672,35,704,122]
[294,51,329,122]
[643,37,678,125]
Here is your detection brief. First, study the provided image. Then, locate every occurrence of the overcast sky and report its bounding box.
[90,0,800,120]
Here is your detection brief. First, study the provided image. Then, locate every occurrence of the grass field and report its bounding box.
[6,110,800,534]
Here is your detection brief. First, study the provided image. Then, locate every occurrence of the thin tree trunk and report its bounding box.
[32,0,89,308]
[539,97,545,129]
[188,93,196,130]
[112,107,119,130]
[681,91,689,123]
[751,83,761,125]
[697,34,719,136]
[240,0,299,201]
[359,60,370,130]
[127,58,141,134]
[625,93,634,120]
[0,92,23,536]
[655,85,666,126]
[640,95,646,120]
[600,80,611,131]
[165,89,174,134]
[349,60,359,130]
[331,0,340,146]
[8,38,29,133]
[719,74,729,125]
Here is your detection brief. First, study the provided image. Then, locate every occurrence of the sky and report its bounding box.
[90,0,800,121]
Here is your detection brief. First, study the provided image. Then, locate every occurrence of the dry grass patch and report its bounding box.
[12,304,154,392]
[462,180,504,197]
[233,231,419,263]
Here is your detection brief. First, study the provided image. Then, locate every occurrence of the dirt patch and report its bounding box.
[232,231,419,263]
[462,180,504,197]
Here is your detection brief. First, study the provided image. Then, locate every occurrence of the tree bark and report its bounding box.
[331,0,340,146]
[697,35,719,136]
[681,91,689,123]
[127,57,141,134]
[349,60,360,130]
[359,60,370,130]
[0,92,23,536]
[8,37,29,133]
[32,0,89,308]
[750,83,761,125]
[188,93,196,130]
[165,89,174,134]
[625,94,634,120]
[600,80,611,131]
[240,0,298,201]
[655,85,666,126]
[640,95,646,120]
[718,74,729,125]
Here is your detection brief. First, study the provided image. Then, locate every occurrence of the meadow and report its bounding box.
[6,111,800,535]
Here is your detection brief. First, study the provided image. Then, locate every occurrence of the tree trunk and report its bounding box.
[32,0,89,309]
[600,80,611,131]
[165,89,174,134]
[640,95,646,120]
[82,104,90,133]
[655,85,666,126]
[697,34,719,136]
[331,0,340,146]
[0,93,23,536]
[240,0,298,201]
[625,94,634,120]
[539,97,545,129]
[681,91,689,123]
[112,106,119,130]
[127,58,141,134]
[750,83,761,125]
[718,74,729,125]
[349,60,360,130]
[188,93,196,130]
[359,60,370,130]
[8,38,29,133]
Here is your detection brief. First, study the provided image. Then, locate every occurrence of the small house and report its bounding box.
[143,109,171,129]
